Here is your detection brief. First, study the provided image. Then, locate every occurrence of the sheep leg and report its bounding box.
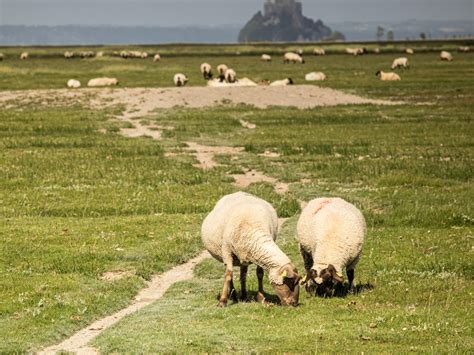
[219,262,234,307]
[299,245,313,272]
[347,269,356,294]
[229,278,238,303]
[256,266,266,303]
[240,265,249,302]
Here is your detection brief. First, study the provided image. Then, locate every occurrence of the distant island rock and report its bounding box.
[239,0,344,43]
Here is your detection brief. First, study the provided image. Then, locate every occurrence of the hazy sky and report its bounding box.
[1,0,473,26]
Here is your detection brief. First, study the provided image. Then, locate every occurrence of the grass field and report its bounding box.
[0,42,473,353]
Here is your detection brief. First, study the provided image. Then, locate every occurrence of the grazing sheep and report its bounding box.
[173,73,188,87]
[297,197,366,296]
[391,57,409,69]
[224,68,237,83]
[153,54,161,62]
[67,79,81,88]
[373,48,381,54]
[458,46,470,53]
[120,50,129,59]
[20,52,29,60]
[305,72,326,81]
[440,51,453,61]
[202,192,301,307]
[261,54,272,62]
[313,48,326,56]
[284,52,305,64]
[297,48,304,55]
[87,77,119,87]
[345,48,364,56]
[200,62,213,80]
[64,51,74,59]
[376,70,401,81]
[0,53,4,61]
[80,51,95,58]
[141,52,148,59]
[96,51,104,58]
[406,48,414,55]
[217,64,229,81]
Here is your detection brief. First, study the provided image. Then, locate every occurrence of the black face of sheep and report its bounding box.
[302,264,343,297]
[288,78,294,85]
[272,265,301,306]
[375,71,381,77]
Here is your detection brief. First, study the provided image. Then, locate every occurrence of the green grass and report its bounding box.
[0,42,473,353]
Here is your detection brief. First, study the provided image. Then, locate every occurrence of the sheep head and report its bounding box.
[271,264,301,306]
[302,264,343,297]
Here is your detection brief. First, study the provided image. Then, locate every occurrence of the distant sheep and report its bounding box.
[284,52,305,64]
[207,77,257,87]
[261,54,272,62]
[202,192,301,307]
[173,73,188,87]
[80,51,95,58]
[224,69,237,83]
[297,197,366,296]
[376,70,401,81]
[64,51,74,59]
[153,54,161,62]
[313,48,326,56]
[67,79,81,88]
[20,52,29,60]
[96,51,104,58]
[297,49,304,55]
[406,48,414,55]
[373,48,381,54]
[0,53,4,61]
[217,64,229,81]
[345,48,364,56]
[87,77,119,87]
[391,57,409,69]
[270,78,294,86]
[200,63,213,80]
[458,46,470,53]
[305,72,326,81]
[440,51,453,61]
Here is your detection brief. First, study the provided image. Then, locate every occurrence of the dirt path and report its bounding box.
[39,251,211,355]
[185,142,244,169]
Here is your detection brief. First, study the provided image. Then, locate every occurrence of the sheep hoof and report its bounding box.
[218,299,228,307]
[256,292,266,303]
[240,294,250,303]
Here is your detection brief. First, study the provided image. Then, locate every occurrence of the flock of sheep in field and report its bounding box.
[0,45,469,89]
[202,192,366,306]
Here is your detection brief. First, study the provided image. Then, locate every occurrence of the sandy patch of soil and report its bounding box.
[99,270,133,281]
[258,151,281,158]
[239,119,257,129]
[38,251,210,355]
[185,142,244,169]
[231,169,277,188]
[0,85,399,113]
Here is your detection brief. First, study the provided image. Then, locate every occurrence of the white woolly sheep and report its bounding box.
[406,48,414,55]
[261,54,272,62]
[458,46,470,53]
[297,197,366,296]
[96,51,104,58]
[64,51,74,59]
[373,48,381,54]
[87,77,119,87]
[200,63,213,80]
[67,79,81,88]
[0,53,4,61]
[120,50,129,59]
[224,68,237,83]
[297,48,304,55]
[391,57,409,69]
[80,51,95,58]
[173,73,188,87]
[20,52,29,60]
[313,48,326,56]
[345,48,364,56]
[217,64,229,81]
[207,77,258,88]
[153,54,161,62]
[305,72,326,81]
[440,51,453,61]
[376,70,401,81]
[283,52,305,64]
[269,78,294,86]
[202,192,301,307]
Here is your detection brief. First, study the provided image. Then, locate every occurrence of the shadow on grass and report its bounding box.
[305,283,375,299]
